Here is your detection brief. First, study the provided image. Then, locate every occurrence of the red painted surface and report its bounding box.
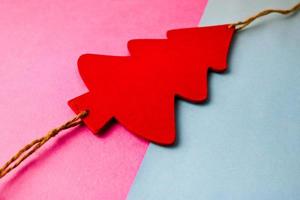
[69,25,235,145]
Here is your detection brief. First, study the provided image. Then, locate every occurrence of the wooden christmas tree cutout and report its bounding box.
[68,25,235,145]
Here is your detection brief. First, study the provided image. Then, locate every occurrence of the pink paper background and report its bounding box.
[0,0,207,199]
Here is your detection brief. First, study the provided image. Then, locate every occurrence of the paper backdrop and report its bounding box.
[128,0,300,199]
[0,0,207,199]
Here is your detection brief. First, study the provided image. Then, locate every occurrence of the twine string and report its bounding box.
[230,2,300,30]
[0,111,88,179]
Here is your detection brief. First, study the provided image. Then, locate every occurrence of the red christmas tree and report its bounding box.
[68,24,235,145]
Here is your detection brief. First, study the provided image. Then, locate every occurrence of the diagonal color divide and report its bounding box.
[0,0,207,199]
[128,0,300,199]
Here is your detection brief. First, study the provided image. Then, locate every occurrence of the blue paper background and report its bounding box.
[128,0,300,199]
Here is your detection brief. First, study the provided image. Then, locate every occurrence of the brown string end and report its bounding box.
[0,110,88,179]
[230,2,300,30]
